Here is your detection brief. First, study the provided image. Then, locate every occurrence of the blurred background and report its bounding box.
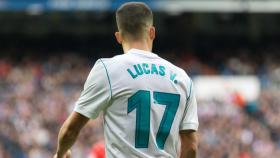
[1,0,280,158]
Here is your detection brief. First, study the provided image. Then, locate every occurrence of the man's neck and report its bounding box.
[122,41,152,53]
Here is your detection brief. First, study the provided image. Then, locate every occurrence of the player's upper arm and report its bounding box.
[74,59,111,119]
[63,112,90,132]
[180,79,199,131]
[179,130,198,158]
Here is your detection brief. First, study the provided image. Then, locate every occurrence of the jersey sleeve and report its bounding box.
[180,80,199,131]
[74,59,111,119]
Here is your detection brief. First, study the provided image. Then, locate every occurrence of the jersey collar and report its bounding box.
[127,48,158,57]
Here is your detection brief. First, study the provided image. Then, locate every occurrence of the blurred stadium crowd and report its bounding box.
[0,47,280,158]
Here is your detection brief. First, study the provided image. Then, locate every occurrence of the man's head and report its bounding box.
[115,2,155,49]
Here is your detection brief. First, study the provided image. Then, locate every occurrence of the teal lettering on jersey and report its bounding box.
[154,91,180,149]
[159,66,165,76]
[127,63,166,79]
[151,64,158,75]
[134,64,144,75]
[127,68,138,79]
[142,63,150,74]
[128,90,151,148]
[170,71,177,82]
[128,90,180,149]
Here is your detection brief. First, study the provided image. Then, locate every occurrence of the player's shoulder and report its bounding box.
[97,53,126,63]
[95,53,132,69]
[159,55,189,76]
[160,57,193,93]
[158,55,192,85]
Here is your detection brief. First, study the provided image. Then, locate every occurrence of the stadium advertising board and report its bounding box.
[193,76,260,102]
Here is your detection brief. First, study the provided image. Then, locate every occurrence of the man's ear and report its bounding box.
[149,26,155,40]
[115,32,122,44]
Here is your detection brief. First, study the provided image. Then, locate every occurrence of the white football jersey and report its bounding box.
[74,48,198,158]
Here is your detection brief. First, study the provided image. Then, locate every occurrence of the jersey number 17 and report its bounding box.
[128,90,180,149]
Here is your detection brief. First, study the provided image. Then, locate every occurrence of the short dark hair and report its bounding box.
[116,2,153,40]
